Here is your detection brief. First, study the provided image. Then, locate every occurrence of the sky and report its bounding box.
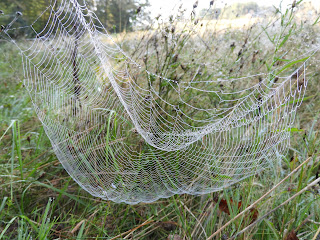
[147,0,320,18]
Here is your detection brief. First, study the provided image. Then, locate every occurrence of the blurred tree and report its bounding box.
[0,0,51,37]
[93,0,150,33]
[199,8,221,19]
[199,2,265,20]
[221,2,259,19]
[0,0,150,37]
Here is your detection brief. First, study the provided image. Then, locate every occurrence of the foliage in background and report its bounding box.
[0,0,150,36]
[200,2,264,19]
[92,0,151,33]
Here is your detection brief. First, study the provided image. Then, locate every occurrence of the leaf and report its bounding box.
[313,15,320,26]
[77,221,86,239]
[286,128,304,132]
[0,216,18,239]
[286,95,315,105]
[262,26,275,44]
[248,208,259,224]
[274,57,290,63]
[285,230,299,240]
[211,174,232,181]
[276,57,309,75]
[218,198,241,215]
[0,197,8,214]
[71,220,85,235]
[279,28,293,49]
[219,199,230,214]
[218,198,258,226]
[273,128,305,133]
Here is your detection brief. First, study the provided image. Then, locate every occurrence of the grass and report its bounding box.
[1,1,320,239]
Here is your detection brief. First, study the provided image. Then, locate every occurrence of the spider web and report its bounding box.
[2,0,317,203]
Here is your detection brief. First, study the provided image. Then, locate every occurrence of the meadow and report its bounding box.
[1,1,320,239]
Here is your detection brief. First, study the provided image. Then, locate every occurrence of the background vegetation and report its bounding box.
[1,0,320,239]
[0,0,150,34]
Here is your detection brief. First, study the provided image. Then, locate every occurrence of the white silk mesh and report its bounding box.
[4,0,315,204]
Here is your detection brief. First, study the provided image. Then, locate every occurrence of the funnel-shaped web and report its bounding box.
[4,0,314,203]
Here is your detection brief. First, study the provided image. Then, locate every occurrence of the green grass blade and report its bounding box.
[0,217,18,239]
[76,220,86,239]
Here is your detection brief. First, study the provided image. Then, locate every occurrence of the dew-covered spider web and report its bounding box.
[1,0,319,203]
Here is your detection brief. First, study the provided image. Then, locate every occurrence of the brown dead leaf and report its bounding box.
[218,198,259,226]
[285,230,299,240]
[218,199,230,214]
[70,220,85,235]
[248,207,259,224]
[219,199,230,215]
[218,198,242,215]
